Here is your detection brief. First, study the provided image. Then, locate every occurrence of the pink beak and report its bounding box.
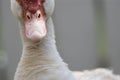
[25,13,47,42]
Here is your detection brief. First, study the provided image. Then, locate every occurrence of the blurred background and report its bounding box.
[0,0,120,80]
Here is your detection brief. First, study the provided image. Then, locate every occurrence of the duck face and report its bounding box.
[11,0,55,42]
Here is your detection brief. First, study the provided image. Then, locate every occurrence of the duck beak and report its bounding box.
[24,10,47,42]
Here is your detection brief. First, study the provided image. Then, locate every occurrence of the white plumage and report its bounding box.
[11,0,120,80]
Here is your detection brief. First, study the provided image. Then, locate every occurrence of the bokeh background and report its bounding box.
[0,0,120,80]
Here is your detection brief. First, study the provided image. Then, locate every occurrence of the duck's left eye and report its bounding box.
[38,13,41,18]
[36,10,41,18]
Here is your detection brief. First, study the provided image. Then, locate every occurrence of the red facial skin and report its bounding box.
[22,8,46,22]
[16,0,47,42]
[16,0,45,16]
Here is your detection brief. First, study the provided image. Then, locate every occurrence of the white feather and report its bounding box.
[43,0,55,18]
[11,0,22,19]
[11,0,120,80]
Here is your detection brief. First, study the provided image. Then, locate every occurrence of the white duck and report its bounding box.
[11,0,120,80]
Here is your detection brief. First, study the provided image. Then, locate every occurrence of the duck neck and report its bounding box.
[15,17,75,80]
[19,17,64,66]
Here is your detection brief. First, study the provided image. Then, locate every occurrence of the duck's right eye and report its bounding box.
[27,15,31,20]
[26,12,31,20]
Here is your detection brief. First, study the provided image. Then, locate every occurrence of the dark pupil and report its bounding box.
[38,14,41,18]
[27,15,31,19]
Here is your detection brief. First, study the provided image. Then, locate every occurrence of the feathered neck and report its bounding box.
[14,17,75,80]
[19,17,64,64]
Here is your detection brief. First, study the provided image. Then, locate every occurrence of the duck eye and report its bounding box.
[38,13,41,18]
[36,10,41,18]
[26,12,31,20]
[27,15,31,20]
